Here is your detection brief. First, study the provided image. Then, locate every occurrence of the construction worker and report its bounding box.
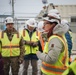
[0,17,25,75]
[37,21,44,33]
[61,19,73,64]
[21,18,41,75]
[37,21,45,51]
[37,21,46,75]
[0,31,4,75]
[36,13,69,75]
[38,9,61,52]
[62,59,76,75]
[49,9,73,64]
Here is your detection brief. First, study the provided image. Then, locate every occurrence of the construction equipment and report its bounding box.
[36,3,55,21]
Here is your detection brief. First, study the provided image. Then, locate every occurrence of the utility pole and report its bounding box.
[11,0,14,19]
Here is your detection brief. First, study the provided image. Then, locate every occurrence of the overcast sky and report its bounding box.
[0,0,76,17]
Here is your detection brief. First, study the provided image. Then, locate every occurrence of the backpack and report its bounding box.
[65,31,72,58]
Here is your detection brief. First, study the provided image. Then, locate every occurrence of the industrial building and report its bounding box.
[0,4,76,32]
[36,4,76,32]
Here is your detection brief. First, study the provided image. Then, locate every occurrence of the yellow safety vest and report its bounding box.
[21,30,39,55]
[62,60,76,75]
[0,32,21,57]
[41,35,69,75]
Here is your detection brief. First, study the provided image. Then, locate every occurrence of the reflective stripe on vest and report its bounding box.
[41,35,68,75]
[62,60,76,75]
[2,46,19,48]
[1,32,21,57]
[22,30,39,55]
[41,62,67,75]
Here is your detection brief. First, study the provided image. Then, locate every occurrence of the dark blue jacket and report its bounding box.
[65,31,72,58]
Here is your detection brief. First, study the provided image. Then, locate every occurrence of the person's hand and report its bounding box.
[24,41,33,46]
[32,42,38,47]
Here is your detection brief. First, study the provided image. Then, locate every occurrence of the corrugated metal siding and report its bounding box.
[54,5,76,22]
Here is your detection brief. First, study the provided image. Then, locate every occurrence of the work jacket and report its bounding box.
[41,35,69,75]
[0,30,22,57]
[21,29,39,55]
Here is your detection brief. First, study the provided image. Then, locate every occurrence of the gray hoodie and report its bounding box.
[36,23,69,64]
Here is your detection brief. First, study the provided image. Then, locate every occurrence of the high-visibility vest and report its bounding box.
[0,32,21,57]
[69,60,76,75]
[62,60,76,75]
[41,35,69,75]
[21,30,39,55]
[38,32,44,51]
[43,42,48,53]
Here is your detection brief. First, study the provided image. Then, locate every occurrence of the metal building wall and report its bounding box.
[54,5,76,22]
[36,4,76,32]
[0,5,76,32]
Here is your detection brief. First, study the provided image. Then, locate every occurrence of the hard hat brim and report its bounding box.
[26,21,37,27]
[43,17,59,23]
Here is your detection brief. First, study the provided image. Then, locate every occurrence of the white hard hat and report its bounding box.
[37,21,44,32]
[43,13,60,24]
[48,13,60,20]
[5,17,14,25]
[61,19,70,26]
[26,18,37,27]
[48,9,60,15]
[48,9,61,19]
[44,17,59,24]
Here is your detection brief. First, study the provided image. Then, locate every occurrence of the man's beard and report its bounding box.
[7,27,14,32]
